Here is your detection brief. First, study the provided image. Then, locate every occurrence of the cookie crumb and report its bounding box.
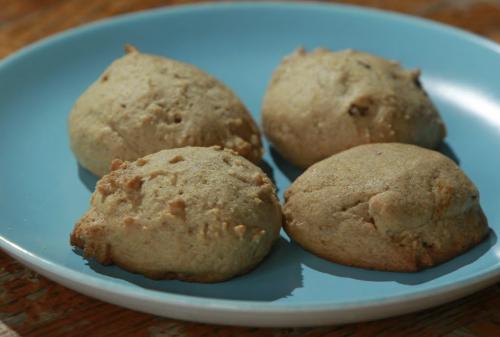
[97,185,107,196]
[169,155,184,164]
[207,208,221,219]
[127,176,143,190]
[137,158,148,166]
[124,44,138,54]
[233,224,247,238]
[252,229,266,242]
[285,47,305,62]
[169,198,186,219]
[111,159,124,171]
[253,174,265,186]
[97,181,115,196]
[223,147,239,157]
[149,170,168,179]
[257,183,273,198]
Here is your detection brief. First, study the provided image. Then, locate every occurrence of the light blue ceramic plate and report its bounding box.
[0,2,499,327]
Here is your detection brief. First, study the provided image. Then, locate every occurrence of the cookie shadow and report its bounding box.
[78,163,99,192]
[437,141,460,165]
[259,159,277,187]
[295,229,496,285]
[270,147,303,182]
[74,236,303,301]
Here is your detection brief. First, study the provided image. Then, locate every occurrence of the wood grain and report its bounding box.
[1,1,500,336]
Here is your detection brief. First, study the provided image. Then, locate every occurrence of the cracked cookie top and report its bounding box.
[262,48,446,168]
[284,143,488,271]
[69,46,262,176]
[70,146,282,282]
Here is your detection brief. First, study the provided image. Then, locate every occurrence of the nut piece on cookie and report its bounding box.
[283,143,489,272]
[262,48,446,168]
[69,46,262,177]
[70,147,282,282]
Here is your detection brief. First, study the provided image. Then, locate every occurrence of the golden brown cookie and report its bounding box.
[284,143,488,271]
[69,46,262,176]
[262,48,446,168]
[70,146,282,282]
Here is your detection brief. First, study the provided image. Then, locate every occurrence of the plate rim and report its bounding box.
[1,1,499,69]
[0,231,500,312]
[1,235,499,325]
[1,0,500,325]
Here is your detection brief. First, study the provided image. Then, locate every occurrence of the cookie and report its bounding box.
[69,46,262,176]
[284,143,488,271]
[70,146,282,282]
[262,48,446,168]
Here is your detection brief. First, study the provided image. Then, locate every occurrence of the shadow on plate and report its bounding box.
[295,229,496,285]
[74,237,303,301]
[270,147,303,182]
[259,159,277,187]
[437,141,460,164]
[78,163,99,192]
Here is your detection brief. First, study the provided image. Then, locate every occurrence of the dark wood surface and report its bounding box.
[1,1,500,336]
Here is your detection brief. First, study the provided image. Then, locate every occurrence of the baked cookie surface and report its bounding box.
[70,146,282,282]
[284,143,488,271]
[262,48,446,168]
[69,47,262,176]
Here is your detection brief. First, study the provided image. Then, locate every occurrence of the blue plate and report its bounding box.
[0,2,499,327]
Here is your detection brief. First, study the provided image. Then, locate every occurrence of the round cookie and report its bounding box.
[70,146,282,282]
[283,143,488,272]
[69,46,262,176]
[262,48,446,168]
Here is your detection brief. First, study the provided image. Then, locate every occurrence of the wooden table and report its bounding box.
[1,1,499,336]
